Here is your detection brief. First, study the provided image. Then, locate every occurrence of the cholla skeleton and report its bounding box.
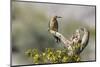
[49,27,89,56]
[70,29,81,45]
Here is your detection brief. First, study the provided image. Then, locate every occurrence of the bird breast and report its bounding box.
[50,19,58,31]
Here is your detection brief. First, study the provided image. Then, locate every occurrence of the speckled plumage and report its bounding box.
[49,16,61,43]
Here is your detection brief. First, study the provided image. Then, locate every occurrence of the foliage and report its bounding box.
[25,46,80,64]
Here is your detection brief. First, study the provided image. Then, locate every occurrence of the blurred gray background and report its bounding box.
[12,1,96,66]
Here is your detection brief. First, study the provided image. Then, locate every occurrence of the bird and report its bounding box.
[48,16,62,43]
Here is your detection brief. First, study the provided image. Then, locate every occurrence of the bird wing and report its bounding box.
[53,19,58,32]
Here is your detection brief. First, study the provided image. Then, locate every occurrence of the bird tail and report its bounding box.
[53,35,61,43]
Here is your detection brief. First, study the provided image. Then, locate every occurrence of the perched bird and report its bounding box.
[48,16,62,43]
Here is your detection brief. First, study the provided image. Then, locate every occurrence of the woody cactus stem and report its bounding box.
[49,28,89,56]
[80,28,90,53]
[49,30,73,56]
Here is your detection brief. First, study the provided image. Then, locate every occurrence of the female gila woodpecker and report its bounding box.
[48,16,62,43]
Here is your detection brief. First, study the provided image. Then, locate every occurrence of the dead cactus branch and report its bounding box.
[49,27,89,56]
